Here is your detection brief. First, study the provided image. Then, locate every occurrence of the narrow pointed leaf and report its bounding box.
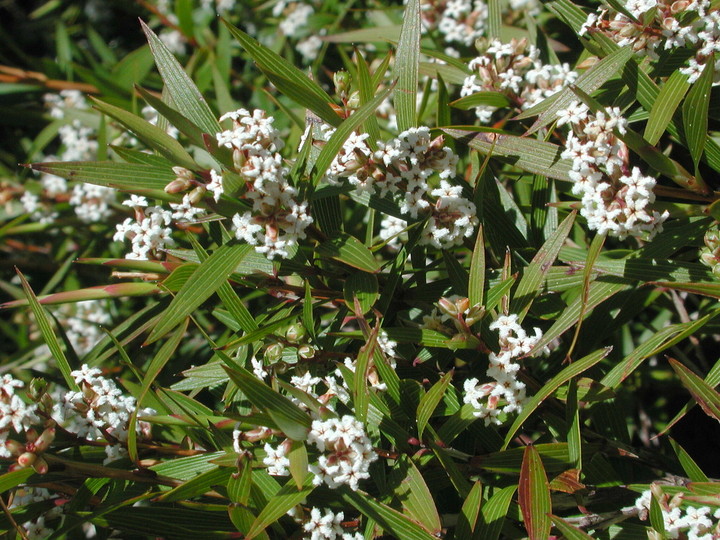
[246,475,315,540]
[503,347,611,449]
[549,515,594,539]
[223,365,311,440]
[27,161,175,191]
[519,445,552,540]
[16,270,78,391]
[456,480,483,539]
[0,283,162,309]
[90,97,196,170]
[223,20,340,127]
[683,57,713,166]
[468,225,485,308]
[317,233,381,273]
[644,70,690,145]
[394,457,442,535]
[393,0,421,131]
[146,243,253,343]
[416,371,453,438]
[473,485,517,540]
[443,128,572,181]
[669,358,720,423]
[141,20,221,136]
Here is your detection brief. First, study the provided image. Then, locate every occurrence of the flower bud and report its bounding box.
[33,427,56,453]
[264,342,284,363]
[298,344,315,360]
[164,178,192,194]
[437,297,459,317]
[285,324,306,344]
[4,440,24,456]
[32,456,48,475]
[172,166,194,180]
[28,378,48,401]
[333,71,351,98]
[17,452,37,468]
[187,186,206,206]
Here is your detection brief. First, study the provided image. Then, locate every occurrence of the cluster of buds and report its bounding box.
[5,424,56,474]
[700,224,720,277]
[261,322,317,373]
[164,166,206,206]
[436,296,485,334]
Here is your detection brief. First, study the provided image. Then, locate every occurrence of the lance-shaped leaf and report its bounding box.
[644,70,690,145]
[451,91,511,110]
[456,480,483,539]
[468,225,486,308]
[317,232,381,273]
[223,20,340,128]
[549,515,594,539]
[394,457,442,536]
[146,243,253,344]
[157,466,232,503]
[223,365,311,440]
[669,358,720,423]
[353,321,377,424]
[135,85,207,148]
[510,211,575,320]
[473,485,517,540]
[1,282,162,309]
[503,347,611,449]
[26,161,175,191]
[443,128,573,181]
[341,488,438,540]
[245,475,315,540]
[519,445,552,540]
[416,370,453,438]
[393,0,421,131]
[140,20,221,136]
[343,272,379,314]
[90,97,196,170]
[683,57,714,166]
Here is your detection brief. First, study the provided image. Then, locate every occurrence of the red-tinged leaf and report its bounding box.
[519,446,552,540]
[549,469,585,494]
[669,358,720,423]
[0,283,162,309]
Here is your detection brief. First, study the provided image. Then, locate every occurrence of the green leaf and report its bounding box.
[353,324,378,424]
[135,85,208,149]
[0,282,162,309]
[26,161,175,191]
[510,211,576,320]
[450,91,511,110]
[16,270,78,390]
[416,371,453,438]
[158,466,233,503]
[223,365,312,440]
[549,515,594,539]
[394,457,442,535]
[341,488,438,540]
[312,85,393,185]
[343,272,379,314]
[518,445,552,540]
[473,485,517,540]
[90,97,196,170]
[456,480,483,539]
[146,243,253,344]
[644,70,690,145]
[393,0,421,131]
[649,491,667,537]
[222,20,340,128]
[356,50,381,149]
[0,468,35,493]
[317,232,381,273]
[669,438,709,482]
[443,128,572,181]
[245,475,315,539]
[140,20,221,136]
[287,440,309,489]
[503,347,611,449]
[468,225,486,308]
[487,0,502,39]
[683,57,714,166]
[669,358,720,423]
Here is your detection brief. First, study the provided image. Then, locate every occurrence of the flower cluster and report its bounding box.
[114,196,176,260]
[214,108,313,260]
[307,415,377,491]
[461,38,578,123]
[463,314,543,425]
[294,507,363,540]
[9,487,62,540]
[56,299,111,357]
[580,1,719,84]
[325,126,477,249]
[0,376,40,459]
[634,489,720,539]
[54,365,155,464]
[557,101,668,239]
